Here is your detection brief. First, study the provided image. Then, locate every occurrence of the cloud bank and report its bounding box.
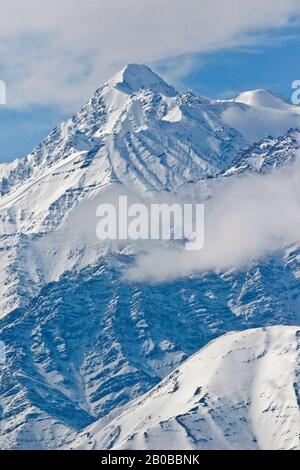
[127,155,300,282]
[1,0,300,109]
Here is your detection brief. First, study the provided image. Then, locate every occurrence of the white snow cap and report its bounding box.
[234,89,291,110]
[109,63,178,97]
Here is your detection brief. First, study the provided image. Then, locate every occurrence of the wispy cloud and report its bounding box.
[0,0,300,109]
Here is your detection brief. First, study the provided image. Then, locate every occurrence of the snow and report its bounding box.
[161,105,183,123]
[234,89,294,110]
[71,326,300,450]
[110,64,178,97]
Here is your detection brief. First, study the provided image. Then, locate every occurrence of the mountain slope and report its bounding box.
[0,252,299,449]
[223,129,300,176]
[222,89,300,142]
[72,326,300,451]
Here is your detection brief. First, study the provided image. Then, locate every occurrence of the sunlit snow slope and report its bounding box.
[73,326,300,451]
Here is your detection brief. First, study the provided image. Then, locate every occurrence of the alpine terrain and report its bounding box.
[0,64,299,450]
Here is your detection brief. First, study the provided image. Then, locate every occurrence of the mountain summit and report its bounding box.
[108,63,178,97]
[234,89,294,110]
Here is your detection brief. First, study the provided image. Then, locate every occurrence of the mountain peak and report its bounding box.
[233,89,291,110]
[108,63,177,97]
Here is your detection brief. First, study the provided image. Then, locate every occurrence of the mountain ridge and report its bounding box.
[72,326,300,450]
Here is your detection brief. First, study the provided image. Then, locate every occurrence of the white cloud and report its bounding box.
[0,0,300,109]
[127,155,300,282]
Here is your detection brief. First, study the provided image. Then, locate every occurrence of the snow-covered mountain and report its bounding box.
[0,64,244,209]
[1,251,299,449]
[0,63,247,317]
[72,326,300,451]
[0,64,299,449]
[0,64,299,318]
[1,65,299,236]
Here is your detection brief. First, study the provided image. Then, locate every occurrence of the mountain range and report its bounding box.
[0,64,299,450]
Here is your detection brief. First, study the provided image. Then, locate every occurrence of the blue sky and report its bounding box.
[0,1,300,163]
[181,29,300,100]
[0,106,68,163]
